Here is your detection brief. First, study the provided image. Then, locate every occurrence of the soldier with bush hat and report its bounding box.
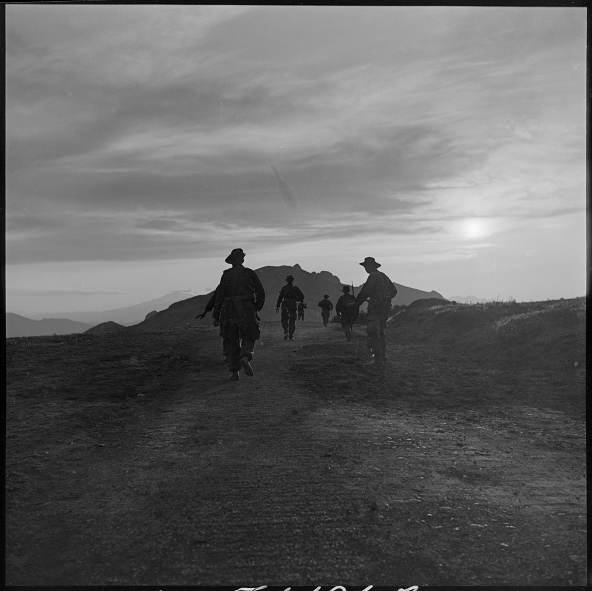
[213,248,266,381]
[353,257,398,365]
[318,294,334,326]
[276,274,305,340]
[336,285,357,341]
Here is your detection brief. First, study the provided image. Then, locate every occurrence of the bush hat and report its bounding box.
[285,275,294,282]
[225,248,246,264]
[360,256,381,268]
[323,294,329,298]
[342,285,351,293]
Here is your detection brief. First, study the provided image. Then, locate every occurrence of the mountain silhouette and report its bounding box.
[23,291,195,326]
[127,264,446,332]
[6,313,92,338]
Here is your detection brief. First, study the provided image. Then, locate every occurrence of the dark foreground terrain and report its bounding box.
[5,298,586,585]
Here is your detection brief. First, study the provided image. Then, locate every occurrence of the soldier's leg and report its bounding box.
[281,308,289,336]
[288,309,297,337]
[342,317,353,340]
[238,322,259,377]
[379,316,387,361]
[240,338,255,361]
[365,310,383,361]
[224,324,242,373]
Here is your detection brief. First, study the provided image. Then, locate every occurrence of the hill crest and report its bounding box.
[129,264,446,331]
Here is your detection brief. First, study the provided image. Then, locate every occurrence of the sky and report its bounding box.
[6,5,587,316]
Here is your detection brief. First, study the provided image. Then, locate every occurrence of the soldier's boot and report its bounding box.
[288,333,294,340]
[365,350,385,366]
[230,371,240,381]
[346,332,352,342]
[284,334,289,340]
[240,356,254,377]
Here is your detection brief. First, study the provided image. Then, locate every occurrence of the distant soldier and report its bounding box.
[318,294,334,326]
[335,285,357,341]
[353,257,398,365]
[195,278,229,363]
[276,275,305,340]
[213,248,265,381]
[297,301,307,321]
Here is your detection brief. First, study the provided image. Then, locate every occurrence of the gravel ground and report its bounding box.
[5,319,587,585]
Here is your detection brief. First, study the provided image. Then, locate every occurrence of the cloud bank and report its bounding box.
[5,6,586,307]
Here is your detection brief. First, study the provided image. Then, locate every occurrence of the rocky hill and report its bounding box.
[85,321,127,335]
[129,264,446,331]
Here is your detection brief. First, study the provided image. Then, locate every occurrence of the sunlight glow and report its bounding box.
[459,218,488,240]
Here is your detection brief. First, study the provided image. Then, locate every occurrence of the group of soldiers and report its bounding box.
[196,248,398,381]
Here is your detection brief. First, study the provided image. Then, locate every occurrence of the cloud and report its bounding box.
[5,3,586,306]
[7,288,125,296]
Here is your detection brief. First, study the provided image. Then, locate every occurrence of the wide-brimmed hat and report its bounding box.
[359,256,381,268]
[323,294,329,298]
[341,285,351,293]
[285,275,294,282]
[225,248,245,264]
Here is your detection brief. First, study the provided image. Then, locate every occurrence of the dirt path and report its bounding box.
[5,321,587,585]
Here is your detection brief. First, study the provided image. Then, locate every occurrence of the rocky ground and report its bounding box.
[5,306,587,586]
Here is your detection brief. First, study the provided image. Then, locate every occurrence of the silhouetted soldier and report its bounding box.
[353,257,398,366]
[276,275,305,340]
[195,277,229,362]
[297,301,307,321]
[213,248,265,381]
[318,295,334,326]
[335,285,357,341]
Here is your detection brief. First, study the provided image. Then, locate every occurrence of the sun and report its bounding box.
[460,218,486,240]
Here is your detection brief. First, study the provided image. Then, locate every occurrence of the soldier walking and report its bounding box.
[276,275,305,340]
[297,301,307,321]
[335,285,357,341]
[352,257,398,366]
[213,248,266,381]
[318,294,334,326]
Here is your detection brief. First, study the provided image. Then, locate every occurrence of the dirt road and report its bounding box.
[5,320,587,585]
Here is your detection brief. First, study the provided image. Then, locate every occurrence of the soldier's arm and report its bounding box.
[252,271,266,312]
[276,286,285,310]
[388,276,398,299]
[196,289,217,319]
[204,289,217,312]
[354,275,376,307]
[212,276,227,319]
[296,287,305,302]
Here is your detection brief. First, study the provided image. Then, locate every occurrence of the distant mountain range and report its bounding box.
[7,265,448,337]
[21,291,195,326]
[6,313,92,338]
